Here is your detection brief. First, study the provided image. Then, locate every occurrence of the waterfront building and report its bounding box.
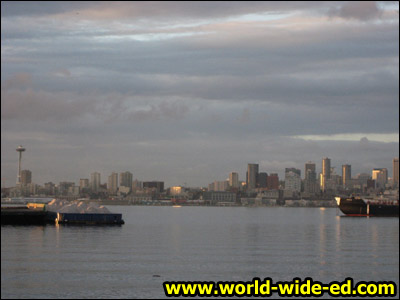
[202,191,237,205]
[170,186,183,196]
[247,163,259,190]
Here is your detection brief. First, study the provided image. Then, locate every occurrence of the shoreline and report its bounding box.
[1,198,337,208]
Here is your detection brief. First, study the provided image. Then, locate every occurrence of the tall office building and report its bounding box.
[304,162,317,194]
[285,169,301,193]
[393,158,399,187]
[120,171,133,191]
[20,170,32,186]
[247,163,259,190]
[229,172,239,188]
[305,162,316,181]
[257,172,268,188]
[342,164,351,188]
[79,178,89,189]
[108,172,119,195]
[372,168,388,189]
[321,157,331,192]
[267,173,279,190]
[90,172,101,192]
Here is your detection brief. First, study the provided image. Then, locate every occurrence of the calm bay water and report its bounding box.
[1,206,399,298]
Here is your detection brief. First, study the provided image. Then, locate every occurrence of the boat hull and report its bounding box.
[1,207,47,225]
[335,197,399,217]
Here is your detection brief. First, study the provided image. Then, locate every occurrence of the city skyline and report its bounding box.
[3,144,398,190]
[1,2,399,187]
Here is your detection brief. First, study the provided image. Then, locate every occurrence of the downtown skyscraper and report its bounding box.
[342,164,351,189]
[247,163,259,190]
[321,157,331,192]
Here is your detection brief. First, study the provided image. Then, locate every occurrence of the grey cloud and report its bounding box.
[0,2,336,20]
[1,84,191,123]
[328,1,382,21]
[1,1,398,188]
[1,88,92,121]
[2,73,32,90]
[1,2,94,17]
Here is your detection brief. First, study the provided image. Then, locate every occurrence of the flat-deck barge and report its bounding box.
[1,206,48,225]
[1,205,124,225]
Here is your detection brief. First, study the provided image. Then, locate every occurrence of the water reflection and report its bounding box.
[1,207,398,299]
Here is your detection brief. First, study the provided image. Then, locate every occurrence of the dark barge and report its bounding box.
[335,196,399,217]
[47,211,124,225]
[1,206,48,225]
[2,205,124,225]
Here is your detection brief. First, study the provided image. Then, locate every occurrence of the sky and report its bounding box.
[1,1,399,188]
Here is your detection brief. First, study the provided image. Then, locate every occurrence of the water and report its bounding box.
[1,206,399,298]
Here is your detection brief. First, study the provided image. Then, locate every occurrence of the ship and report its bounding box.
[335,196,399,217]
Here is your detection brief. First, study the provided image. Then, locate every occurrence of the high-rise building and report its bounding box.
[267,173,279,190]
[285,168,301,177]
[342,164,351,188]
[304,162,317,194]
[285,169,301,193]
[20,170,32,186]
[120,171,133,191]
[229,172,239,188]
[90,172,101,192]
[305,162,316,179]
[321,157,331,192]
[393,158,399,187]
[79,178,89,189]
[108,172,119,195]
[372,168,388,189]
[257,172,268,188]
[247,163,259,190]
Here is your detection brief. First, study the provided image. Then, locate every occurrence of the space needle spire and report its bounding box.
[16,145,26,186]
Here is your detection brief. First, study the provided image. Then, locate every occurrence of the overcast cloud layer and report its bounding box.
[1,1,399,187]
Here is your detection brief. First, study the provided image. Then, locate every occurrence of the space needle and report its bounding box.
[16,145,26,186]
